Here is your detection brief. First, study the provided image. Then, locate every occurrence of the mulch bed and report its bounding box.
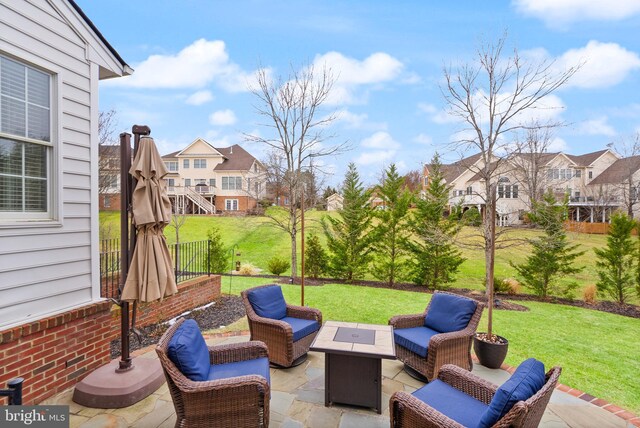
[110,296,246,359]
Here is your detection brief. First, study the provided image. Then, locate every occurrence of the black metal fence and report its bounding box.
[100,238,211,299]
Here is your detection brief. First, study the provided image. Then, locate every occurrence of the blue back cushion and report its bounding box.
[247,285,287,320]
[478,358,546,428]
[167,319,210,382]
[424,293,477,333]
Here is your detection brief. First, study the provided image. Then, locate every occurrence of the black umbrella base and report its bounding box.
[73,358,164,408]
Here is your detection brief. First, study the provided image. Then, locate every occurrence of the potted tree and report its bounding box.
[473,184,508,369]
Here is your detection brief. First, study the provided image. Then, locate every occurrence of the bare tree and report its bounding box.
[246,64,348,278]
[98,109,119,196]
[607,133,640,218]
[509,120,564,212]
[403,169,422,193]
[441,32,579,334]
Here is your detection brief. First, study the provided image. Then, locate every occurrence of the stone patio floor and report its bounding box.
[43,327,636,428]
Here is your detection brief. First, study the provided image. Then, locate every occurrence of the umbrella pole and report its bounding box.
[118,132,133,372]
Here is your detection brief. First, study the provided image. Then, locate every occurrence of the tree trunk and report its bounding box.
[290,210,298,278]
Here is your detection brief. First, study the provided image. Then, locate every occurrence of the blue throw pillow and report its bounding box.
[247,285,287,320]
[424,293,477,333]
[478,358,546,428]
[167,319,211,382]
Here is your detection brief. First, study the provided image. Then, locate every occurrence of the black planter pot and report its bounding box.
[473,334,509,369]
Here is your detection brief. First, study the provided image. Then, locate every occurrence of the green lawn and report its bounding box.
[225,276,640,414]
[101,210,616,299]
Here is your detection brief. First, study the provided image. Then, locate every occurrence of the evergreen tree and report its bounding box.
[371,164,413,286]
[595,211,637,304]
[404,154,464,288]
[207,226,230,274]
[305,234,328,279]
[511,191,584,298]
[322,163,374,282]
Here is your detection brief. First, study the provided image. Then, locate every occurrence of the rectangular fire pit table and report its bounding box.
[310,321,395,414]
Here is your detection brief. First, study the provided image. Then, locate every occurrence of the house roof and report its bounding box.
[162,150,181,159]
[214,145,258,171]
[566,149,610,167]
[99,144,120,157]
[429,153,483,184]
[589,156,640,185]
[67,0,129,70]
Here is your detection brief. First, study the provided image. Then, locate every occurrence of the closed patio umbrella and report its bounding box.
[120,136,177,302]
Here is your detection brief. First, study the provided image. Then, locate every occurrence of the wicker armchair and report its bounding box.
[390,363,562,428]
[389,291,484,381]
[156,318,271,428]
[242,284,322,368]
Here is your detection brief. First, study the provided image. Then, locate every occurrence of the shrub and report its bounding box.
[503,278,522,295]
[238,263,258,276]
[305,234,327,279]
[461,207,482,227]
[492,276,510,294]
[583,284,597,304]
[207,226,230,274]
[267,256,290,276]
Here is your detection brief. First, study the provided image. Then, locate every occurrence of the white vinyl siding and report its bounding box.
[0,0,123,328]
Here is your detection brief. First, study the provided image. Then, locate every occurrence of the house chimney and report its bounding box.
[230,145,233,154]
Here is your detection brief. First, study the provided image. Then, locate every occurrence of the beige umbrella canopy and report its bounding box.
[121,136,177,302]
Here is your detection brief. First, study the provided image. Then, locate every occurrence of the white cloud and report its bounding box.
[105,39,256,91]
[418,102,457,124]
[513,0,640,27]
[578,116,617,136]
[336,110,387,131]
[312,51,404,105]
[209,109,237,126]
[413,133,433,145]
[361,132,400,150]
[558,41,640,89]
[185,90,214,105]
[548,137,569,152]
[356,150,397,165]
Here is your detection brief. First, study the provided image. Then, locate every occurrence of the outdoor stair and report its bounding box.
[184,187,215,214]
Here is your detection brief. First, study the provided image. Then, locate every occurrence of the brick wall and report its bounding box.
[99,193,122,211]
[214,195,257,213]
[0,301,113,405]
[0,275,221,405]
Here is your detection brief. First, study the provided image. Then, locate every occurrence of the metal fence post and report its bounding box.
[0,378,24,405]
[207,240,211,277]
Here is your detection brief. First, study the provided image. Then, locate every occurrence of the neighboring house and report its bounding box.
[587,155,640,219]
[98,144,121,210]
[424,149,624,225]
[0,0,131,404]
[326,193,344,211]
[161,138,266,214]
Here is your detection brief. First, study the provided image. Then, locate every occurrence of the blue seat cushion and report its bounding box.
[207,357,270,385]
[425,293,477,333]
[247,285,287,320]
[280,316,319,342]
[394,326,440,358]
[413,379,488,428]
[478,358,546,428]
[167,319,210,382]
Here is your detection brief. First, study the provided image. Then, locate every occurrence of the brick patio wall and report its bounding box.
[0,275,221,405]
[0,301,113,405]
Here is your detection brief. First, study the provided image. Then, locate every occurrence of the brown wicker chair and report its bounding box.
[156,318,271,428]
[242,284,322,368]
[389,291,484,382]
[390,364,562,427]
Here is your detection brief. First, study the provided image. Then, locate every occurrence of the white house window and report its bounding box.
[184,178,191,187]
[194,159,206,168]
[588,171,593,179]
[424,176,429,186]
[167,178,175,188]
[183,159,190,169]
[222,176,242,190]
[165,161,178,172]
[466,186,473,195]
[0,56,52,218]
[575,169,582,178]
[105,174,118,189]
[209,178,216,187]
[103,195,111,208]
[225,199,238,211]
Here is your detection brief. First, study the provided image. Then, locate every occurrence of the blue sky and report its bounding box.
[77,0,640,186]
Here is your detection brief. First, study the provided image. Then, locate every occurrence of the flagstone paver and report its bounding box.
[46,329,638,427]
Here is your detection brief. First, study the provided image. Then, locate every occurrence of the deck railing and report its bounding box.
[100,238,211,299]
